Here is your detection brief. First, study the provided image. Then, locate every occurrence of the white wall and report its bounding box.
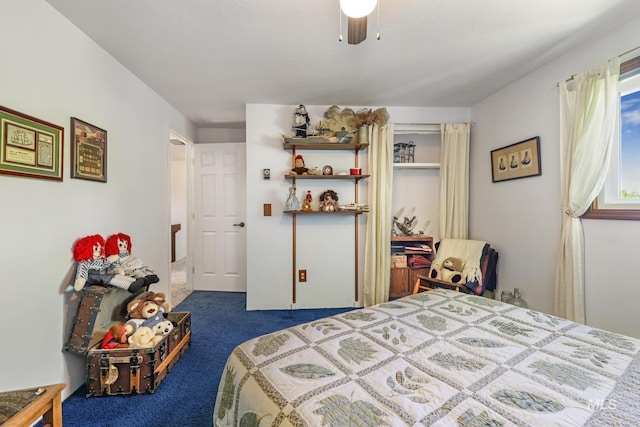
[198,127,246,143]
[245,104,469,310]
[0,0,196,395]
[470,14,640,338]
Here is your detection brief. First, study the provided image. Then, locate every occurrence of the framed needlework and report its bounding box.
[0,105,64,181]
[491,136,541,183]
[70,117,107,182]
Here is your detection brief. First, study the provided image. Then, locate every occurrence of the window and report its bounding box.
[583,56,640,220]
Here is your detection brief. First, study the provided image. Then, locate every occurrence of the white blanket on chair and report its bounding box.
[431,238,486,283]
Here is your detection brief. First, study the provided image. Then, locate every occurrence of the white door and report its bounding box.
[193,143,246,291]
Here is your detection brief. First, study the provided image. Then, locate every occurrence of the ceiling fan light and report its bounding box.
[340,0,377,18]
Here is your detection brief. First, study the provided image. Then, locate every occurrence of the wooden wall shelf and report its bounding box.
[283,142,369,151]
[284,139,368,304]
[284,174,369,181]
[284,210,367,215]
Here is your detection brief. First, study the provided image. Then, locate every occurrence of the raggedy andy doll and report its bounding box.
[72,234,145,293]
[105,232,159,286]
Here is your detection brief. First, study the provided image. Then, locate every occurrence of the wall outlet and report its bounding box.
[298,269,307,282]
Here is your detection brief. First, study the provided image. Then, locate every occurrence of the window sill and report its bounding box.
[582,198,640,220]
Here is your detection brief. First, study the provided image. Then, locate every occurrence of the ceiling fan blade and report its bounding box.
[347,16,367,45]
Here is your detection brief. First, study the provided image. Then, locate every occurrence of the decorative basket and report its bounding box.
[393,142,415,163]
[391,254,407,268]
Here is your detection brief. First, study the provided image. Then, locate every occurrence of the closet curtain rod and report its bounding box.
[393,122,473,135]
[557,45,640,86]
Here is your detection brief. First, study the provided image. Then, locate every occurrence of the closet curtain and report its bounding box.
[363,123,393,307]
[439,123,471,239]
[556,57,619,323]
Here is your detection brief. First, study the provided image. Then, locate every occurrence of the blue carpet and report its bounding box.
[53,291,353,427]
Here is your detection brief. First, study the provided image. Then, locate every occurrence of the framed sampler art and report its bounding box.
[491,136,541,183]
[0,105,64,181]
[70,117,107,182]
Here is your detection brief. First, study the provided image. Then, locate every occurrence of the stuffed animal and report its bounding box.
[105,233,160,286]
[125,291,168,334]
[319,190,339,212]
[151,320,174,337]
[430,257,464,284]
[128,291,169,315]
[127,326,162,348]
[290,154,309,175]
[72,234,146,293]
[101,324,129,349]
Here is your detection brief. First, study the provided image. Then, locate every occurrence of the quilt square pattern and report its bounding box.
[214,290,640,426]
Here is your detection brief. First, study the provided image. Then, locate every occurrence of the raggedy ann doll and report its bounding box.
[105,233,159,286]
[72,234,146,293]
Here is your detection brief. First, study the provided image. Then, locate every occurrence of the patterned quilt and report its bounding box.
[213,289,640,426]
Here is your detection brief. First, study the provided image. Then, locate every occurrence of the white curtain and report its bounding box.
[556,58,620,323]
[363,123,393,307]
[439,123,471,239]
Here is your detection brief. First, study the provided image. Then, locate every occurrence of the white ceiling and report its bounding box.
[46,0,640,128]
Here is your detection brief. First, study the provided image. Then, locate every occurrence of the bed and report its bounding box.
[213,289,640,426]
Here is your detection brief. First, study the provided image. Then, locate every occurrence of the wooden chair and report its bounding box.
[412,273,463,294]
[412,240,499,296]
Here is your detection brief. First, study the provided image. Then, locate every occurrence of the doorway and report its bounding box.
[192,142,247,291]
[169,132,193,307]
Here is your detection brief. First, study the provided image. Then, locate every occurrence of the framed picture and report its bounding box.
[71,117,107,182]
[490,136,541,183]
[0,105,64,181]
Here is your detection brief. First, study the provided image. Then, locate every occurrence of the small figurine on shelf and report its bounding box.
[392,206,420,236]
[285,185,301,211]
[319,190,339,212]
[292,104,310,138]
[302,190,313,211]
[290,154,309,175]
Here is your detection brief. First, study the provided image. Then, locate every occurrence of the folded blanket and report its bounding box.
[431,238,487,284]
[408,254,431,269]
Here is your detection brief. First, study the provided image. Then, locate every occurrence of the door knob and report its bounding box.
[233,222,245,228]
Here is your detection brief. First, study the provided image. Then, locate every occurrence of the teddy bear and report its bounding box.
[127,326,162,348]
[124,291,169,335]
[101,324,129,349]
[128,291,169,314]
[105,233,160,286]
[72,234,146,293]
[430,257,464,284]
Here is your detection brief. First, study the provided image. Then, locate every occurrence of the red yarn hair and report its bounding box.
[73,234,105,262]
[105,233,132,256]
